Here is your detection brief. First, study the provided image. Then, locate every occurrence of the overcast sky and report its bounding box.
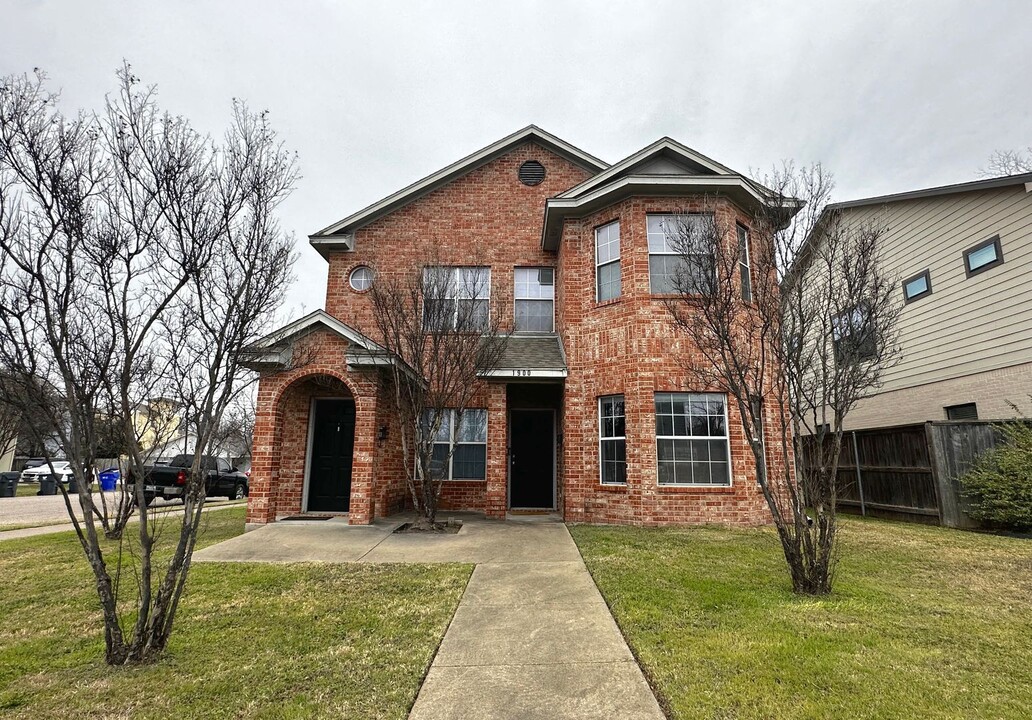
[3,0,1030,318]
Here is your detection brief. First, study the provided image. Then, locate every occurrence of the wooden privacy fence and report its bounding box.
[819,421,1005,528]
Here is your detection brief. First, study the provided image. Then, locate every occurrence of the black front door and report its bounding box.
[307,399,355,512]
[509,410,554,509]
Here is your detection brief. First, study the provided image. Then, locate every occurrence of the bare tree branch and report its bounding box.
[662,164,901,594]
[366,252,508,528]
[0,65,296,663]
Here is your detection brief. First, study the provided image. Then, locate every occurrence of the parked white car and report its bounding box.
[20,461,74,483]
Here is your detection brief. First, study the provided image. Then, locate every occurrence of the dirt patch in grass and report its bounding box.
[0,507,472,719]
[571,517,1032,720]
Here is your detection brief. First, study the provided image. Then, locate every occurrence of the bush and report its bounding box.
[961,422,1032,530]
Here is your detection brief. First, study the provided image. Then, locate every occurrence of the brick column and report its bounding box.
[246,377,280,528]
[485,382,508,519]
[348,391,377,525]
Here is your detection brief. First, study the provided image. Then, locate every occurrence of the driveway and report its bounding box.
[194,513,665,719]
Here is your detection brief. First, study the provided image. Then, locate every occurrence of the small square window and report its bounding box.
[963,235,1003,277]
[902,269,932,303]
[945,403,978,421]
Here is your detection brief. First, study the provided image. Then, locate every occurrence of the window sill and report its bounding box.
[443,478,487,483]
[598,483,628,492]
[656,484,735,493]
[594,297,622,309]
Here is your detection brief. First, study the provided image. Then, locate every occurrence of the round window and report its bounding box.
[349,265,374,292]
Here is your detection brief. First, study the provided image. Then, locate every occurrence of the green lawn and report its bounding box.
[15,482,38,497]
[0,508,472,719]
[571,517,1032,720]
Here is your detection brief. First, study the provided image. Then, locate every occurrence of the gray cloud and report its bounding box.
[3,0,1030,316]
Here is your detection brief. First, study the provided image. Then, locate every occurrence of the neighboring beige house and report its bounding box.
[0,436,14,473]
[812,172,1032,429]
[0,401,16,473]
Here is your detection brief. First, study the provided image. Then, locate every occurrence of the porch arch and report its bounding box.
[248,368,378,525]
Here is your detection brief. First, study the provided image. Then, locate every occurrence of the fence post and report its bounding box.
[852,430,866,517]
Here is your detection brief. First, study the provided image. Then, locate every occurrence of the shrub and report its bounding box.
[961,422,1032,530]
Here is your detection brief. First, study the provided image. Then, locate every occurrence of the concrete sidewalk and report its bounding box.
[0,499,246,542]
[193,513,665,719]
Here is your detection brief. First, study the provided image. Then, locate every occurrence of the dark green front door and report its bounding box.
[307,399,355,512]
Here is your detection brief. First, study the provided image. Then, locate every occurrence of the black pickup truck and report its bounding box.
[131,454,249,505]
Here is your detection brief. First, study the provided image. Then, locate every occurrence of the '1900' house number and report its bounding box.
[512,369,532,376]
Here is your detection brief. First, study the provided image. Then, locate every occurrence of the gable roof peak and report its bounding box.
[556,136,740,200]
[308,125,607,257]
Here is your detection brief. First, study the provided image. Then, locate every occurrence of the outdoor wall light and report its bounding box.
[377,424,389,445]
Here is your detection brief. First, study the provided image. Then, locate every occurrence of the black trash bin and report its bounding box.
[67,475,78,495]
[0,472,17,498]
[37,475,57,496]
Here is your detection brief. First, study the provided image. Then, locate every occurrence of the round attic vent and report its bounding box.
[518,160,546,186]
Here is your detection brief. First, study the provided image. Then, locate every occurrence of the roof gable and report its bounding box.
[241,310,388,370]
[556,137,738,200]
[309,126,608,256]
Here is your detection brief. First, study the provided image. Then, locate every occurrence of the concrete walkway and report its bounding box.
[194,513,665,719]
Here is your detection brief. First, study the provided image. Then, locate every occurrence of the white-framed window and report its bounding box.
[599,395,627,484]
[750,396,765,484]
[426,408,488,480]
[654,392,731,486]
[514,267,555,332]
[595,221,621,302]
[737,224,752,302]
[647,214,715,294]
[349,265,374,292]
[422,266,490,332]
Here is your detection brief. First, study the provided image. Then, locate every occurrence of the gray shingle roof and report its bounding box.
[495,335,566,370]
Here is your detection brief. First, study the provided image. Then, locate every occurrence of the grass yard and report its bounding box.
[571,517,1032,720]
[15,482,39,497]
[0,508,472,719]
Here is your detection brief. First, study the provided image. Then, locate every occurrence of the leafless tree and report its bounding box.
[0,65,296,663]
[367,256,508,528]
[661,165,900,594]
[979,147,1032,178]
[211,391,257,465]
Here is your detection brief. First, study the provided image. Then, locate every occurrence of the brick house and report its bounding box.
[244,126,792,528]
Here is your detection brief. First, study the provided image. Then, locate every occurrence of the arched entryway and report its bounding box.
[274,374,358,516]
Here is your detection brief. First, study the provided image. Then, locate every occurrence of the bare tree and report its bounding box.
[979,147,1032,178]
[661,165,900,594]
[368,257,508,528]
[0,66,296,663]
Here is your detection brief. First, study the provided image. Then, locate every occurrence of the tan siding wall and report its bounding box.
[844,360,1032,429]
[837,185,1032,391]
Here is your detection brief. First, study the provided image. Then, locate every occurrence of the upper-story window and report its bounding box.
[737,224,752,302]
[422,266,490,332]
[832,303,877,362]
[902,269,932,303]
[514,267,555,332]
[647,214,715,294]
[595,221,621,302]
[963,235,1004,277]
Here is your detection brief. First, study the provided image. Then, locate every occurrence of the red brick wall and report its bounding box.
[325,142,595,338]
[557,196,780,526]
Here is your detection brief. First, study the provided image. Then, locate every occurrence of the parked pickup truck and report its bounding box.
[130,454,249,505]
